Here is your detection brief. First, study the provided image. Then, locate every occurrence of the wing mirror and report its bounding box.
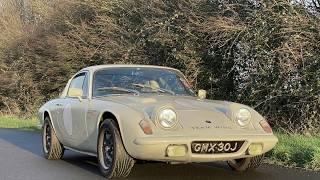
[198,89,207,100]
[68,88,83,101]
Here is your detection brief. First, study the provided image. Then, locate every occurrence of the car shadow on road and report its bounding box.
[61,153,271,180]
[129,162,270,180]
[61,151,103,176]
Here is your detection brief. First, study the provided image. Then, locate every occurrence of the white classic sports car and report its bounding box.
[38,64,278,178]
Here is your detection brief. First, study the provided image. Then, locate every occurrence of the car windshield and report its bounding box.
[93,67,195,97]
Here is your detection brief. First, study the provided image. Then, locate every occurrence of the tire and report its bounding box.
[42,117,64,160]
[227,154,264,172]
[97,119,135,179]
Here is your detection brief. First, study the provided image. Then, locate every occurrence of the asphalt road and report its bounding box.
[0,129,319,180]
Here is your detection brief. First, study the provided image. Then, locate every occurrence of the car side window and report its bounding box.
[67,72,88,98]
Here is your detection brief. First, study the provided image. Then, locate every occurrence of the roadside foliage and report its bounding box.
[0,0,319,134]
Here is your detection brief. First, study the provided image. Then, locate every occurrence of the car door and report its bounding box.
[60,72,89,148]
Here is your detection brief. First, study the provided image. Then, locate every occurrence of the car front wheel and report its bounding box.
[227,154,264,172]
[42,117,64,160]
[97,119,135,179]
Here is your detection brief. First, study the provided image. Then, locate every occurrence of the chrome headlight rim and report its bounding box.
[156,108,178,129]
[234,108,251,127]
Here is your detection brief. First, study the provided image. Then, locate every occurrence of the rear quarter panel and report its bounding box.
[38,99,68,146]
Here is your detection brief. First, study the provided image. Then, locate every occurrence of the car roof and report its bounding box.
[81,64,180,72]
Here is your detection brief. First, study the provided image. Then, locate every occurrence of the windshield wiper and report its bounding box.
[97,87,140,95]
[132,83,175,95]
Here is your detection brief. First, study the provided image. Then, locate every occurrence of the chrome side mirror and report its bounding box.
[198,89,207,100]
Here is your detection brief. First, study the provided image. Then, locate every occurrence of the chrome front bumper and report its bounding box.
[131,134,278,162]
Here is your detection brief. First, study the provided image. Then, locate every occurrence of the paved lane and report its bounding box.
[0,129,319,180]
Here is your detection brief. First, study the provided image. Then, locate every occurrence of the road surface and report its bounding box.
[0,128,319,180]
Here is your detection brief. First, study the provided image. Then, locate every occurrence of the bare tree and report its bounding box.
[16,0,29,23]
[312,0,320,11]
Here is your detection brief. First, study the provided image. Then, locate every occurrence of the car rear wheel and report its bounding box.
[97,119,135,179]
[227,154,264,172]
[42,117,64,160]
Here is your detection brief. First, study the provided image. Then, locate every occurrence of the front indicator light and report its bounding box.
[248,144,263,156]
[166,145,187,157]
[139,120,153,135]
[259,120,273,133]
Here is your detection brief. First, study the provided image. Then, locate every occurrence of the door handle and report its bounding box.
[55,103,63,107]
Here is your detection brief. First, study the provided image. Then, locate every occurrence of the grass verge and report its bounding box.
[0,116,40,131]
[266,133,320,170]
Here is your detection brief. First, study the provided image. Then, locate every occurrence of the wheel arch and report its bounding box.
[99,111,120,130]
[42,110,52,123]
[42,110,58,133]
[44,111,50,121]
[97,111,133,157]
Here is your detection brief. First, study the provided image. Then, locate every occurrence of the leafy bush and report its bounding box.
[0,0,319,133]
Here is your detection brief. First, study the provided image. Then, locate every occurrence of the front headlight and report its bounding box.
[235,108,251,126]
[158,109,177,129]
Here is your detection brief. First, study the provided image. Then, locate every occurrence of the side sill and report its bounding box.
[64,146,97,157]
